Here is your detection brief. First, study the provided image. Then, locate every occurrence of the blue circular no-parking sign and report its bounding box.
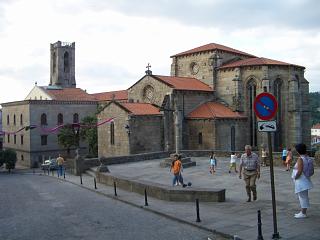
[254,93,278,120]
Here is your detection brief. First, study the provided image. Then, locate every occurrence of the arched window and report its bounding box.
[73,113,79,123]
[64,51,69,73]
[247,79,257,147]
[7,115,9,125]
[57,113,63,125]
[20,114,23,125]
[41,113,47,126]
[110,122,115,145]
[295,75,300,89]
[53,52,56,73]
[13,114,16,125]
[231,126,235,151]
[198,132,203,145]
[273,78,283,150]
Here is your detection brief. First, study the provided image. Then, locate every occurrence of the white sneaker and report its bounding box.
[294,212,307,219]
[294,211,302,216]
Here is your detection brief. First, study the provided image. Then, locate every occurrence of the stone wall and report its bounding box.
[187,119,215,150]
[98,102,130,158]
[215,119,248,151]
[129,115,164,154]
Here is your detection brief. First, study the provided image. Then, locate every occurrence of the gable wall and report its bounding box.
[128,75,172,106]
[98,103,130,157]
[171,51,251,87]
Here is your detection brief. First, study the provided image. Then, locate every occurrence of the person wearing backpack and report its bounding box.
[292,143,314,219]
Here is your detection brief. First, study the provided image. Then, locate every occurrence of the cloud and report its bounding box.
[0,0,16,33]
[80,0,320,30]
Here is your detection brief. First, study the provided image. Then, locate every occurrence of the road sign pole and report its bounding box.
[267,132,280,239]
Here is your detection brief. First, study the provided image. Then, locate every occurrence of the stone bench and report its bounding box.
[96,171,225,202]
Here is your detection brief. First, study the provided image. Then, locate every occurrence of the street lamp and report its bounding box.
[124,124,130,135]
[72,123,80,156]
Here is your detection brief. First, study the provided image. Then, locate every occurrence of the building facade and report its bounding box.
[1,41,100,167]
[1,41,311,165]
[98,43,311,158]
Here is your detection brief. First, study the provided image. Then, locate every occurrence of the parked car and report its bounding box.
[41,159,58,170]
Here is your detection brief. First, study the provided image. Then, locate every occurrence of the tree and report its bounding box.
[80,116,98,157]
[3,149,17,173]
[309,92,320,125]
[58,124,77,155]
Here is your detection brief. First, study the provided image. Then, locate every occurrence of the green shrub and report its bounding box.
[3,149,17,172]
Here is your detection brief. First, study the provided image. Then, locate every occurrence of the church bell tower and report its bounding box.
[50,41,76,88]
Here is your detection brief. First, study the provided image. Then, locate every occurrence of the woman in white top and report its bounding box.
[292,143,313,219]
[229,152,238,173]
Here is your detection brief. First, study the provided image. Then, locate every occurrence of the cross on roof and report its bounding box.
[146,63,151,71]
[145,63,152,75]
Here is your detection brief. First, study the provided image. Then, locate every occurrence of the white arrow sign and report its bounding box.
[258,120,277,132]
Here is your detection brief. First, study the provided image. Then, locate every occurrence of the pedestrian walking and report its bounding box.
[285,148,293,171]
[209,152,217,174]
[292,143,314,219]
[228,152,238,173]
[170,154,183,186]
[261,147,268,166]
[56,154,64,177]
[239,145,260,202]
[282,148,287,167]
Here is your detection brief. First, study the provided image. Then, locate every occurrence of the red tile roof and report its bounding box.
[120,103,161,116]
[43,88,97,101]
[154,75,213,91]
[312,123,320,129]
[187,102,246,119]
[91,90,128,101]
[171,43,255,58]
[219,57,304,69]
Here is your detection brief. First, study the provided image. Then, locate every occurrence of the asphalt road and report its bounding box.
[0,172,216,240]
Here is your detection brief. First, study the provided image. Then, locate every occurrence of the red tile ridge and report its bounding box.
[171,43,255,58]
[219,57,305,69]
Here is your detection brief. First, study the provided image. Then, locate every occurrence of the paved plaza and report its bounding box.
[103,157,320,239]
[11,156,320,239]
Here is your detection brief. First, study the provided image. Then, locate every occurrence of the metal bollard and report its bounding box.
[43,169,45,175]
[94,177,97,189]
[195,198,201,222]
[63,172,65,179]
[47,168,49,175]
[80,174,83,184]
[114,181,117,196]
[257,210,264,240]
[144,188,149,206]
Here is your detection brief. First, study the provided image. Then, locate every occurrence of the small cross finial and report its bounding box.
[145,63,152,75]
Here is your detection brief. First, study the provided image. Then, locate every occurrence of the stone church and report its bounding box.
[1,41,311,166]
[98,43,310,158]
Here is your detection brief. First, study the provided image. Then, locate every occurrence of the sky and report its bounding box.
[0,0,319,105]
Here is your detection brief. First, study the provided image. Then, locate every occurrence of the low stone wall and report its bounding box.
[96,172,225,202]
[82,150,291,173]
